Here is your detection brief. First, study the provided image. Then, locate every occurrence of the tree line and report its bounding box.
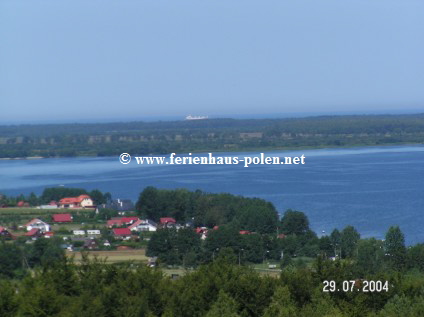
[0,251,424,316]
[2,114,424,157]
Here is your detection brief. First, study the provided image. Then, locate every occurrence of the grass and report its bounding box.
[67,249,149,264]
[0,208,91,214]
[51,223,106,231]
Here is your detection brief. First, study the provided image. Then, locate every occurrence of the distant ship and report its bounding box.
[185,115,209,120]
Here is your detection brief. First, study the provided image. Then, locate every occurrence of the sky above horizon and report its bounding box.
[1,0,423,123]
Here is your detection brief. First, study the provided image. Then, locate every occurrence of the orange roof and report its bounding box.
[59,195,91,205]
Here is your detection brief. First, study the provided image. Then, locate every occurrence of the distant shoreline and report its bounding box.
[1,114,424,159]
[1,142,422,160]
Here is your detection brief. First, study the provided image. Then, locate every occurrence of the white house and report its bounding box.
[25,218,50,232]
[58,195,94,208]
[87,230,101,235]
[128,219,157,232]
[73,230,85,235]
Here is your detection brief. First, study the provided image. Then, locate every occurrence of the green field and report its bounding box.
[0,207,91,214]
[68,249,149,264]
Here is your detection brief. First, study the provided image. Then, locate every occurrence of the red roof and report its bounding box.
[107,219,123,227]
[128,219,142,230]
[121,217,139,224]
[239,230,251,235]
[59,195,91,205]
[0,226,5,232]
[107,217,139,227]
[213,226,219,230]
[44,232,55,237]
[160,217,176,224]
[53,213,72,222]
[25,228,40,236]
[113,228,132,236]
[17,201,26,207]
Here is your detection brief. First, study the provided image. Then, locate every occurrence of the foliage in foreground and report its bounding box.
[1,255,424,317]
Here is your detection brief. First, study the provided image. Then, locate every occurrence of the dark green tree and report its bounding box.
[355,238,385,275]
[280,210,309,235]
[340,226,360,258]
[205,290,240,317]
[384,226,406,271]
[89,189,106,205]
[330,229,341,258]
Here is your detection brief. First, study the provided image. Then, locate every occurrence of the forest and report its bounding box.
[0,240,424,316]
[1,187,424,315]
[1,114,424,158]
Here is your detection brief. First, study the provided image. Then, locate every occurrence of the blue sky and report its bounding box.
[1,0,423,123]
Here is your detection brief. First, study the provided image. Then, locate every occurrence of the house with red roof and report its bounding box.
[43,231,55,238]
[195,227,208,240]
[17,201,30,207]
[52,213,72,223]
[25,228,42,239]
[58,195,94,208]
[112,228,132,240]
[128,219,157,232]
[160,217,176,228]
[24,218,50,232]
[239,230,251,235]
[107,217,140,228]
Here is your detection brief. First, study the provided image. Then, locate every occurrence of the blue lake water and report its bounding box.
[0,145,423,244]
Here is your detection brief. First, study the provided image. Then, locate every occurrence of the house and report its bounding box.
[107,217,140,228]
[73,230,85,235]
[83,238,98,250]
[87,230,101,235]
[0,226,13,239]
[17,201,30,207]
[128,219,157,232]
[160,217,176,228]
[104,199,135,211]
[25,218,50,232]
[195,227,208,240]
[148,257,158,267]
[58,195,94,208]
[52,213,72,223]
[239,230,251,235]
[43,231,55,238]
[121,217,139,224]
[112,228,132,240]
[107,218,123,228]
[25,228,42,239]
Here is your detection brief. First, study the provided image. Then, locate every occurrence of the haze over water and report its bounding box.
[1,145,423,244]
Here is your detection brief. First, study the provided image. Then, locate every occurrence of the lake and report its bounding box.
[0,145,423,244]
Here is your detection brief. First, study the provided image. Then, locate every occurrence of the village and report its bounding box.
[0,193,259,268]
